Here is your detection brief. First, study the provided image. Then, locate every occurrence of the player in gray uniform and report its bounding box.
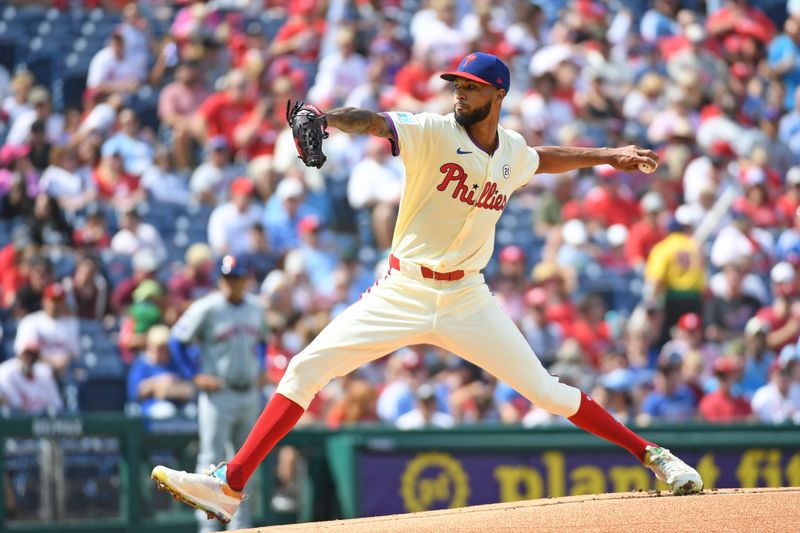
[170,254,268,532]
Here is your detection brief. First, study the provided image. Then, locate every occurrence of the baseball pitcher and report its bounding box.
[153,53,703,524]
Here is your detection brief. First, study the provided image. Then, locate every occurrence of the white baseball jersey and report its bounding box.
[276,111,580,420]
[0,359,63,413]
[13,311,80,359]
[383,111,540,272]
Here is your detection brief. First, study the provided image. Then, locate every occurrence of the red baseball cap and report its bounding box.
[230,177,255,197]
[677,313,702,332]
[43,283,66,300]
[298,215,321,234]
[499,245,525,264]
[713,357,741,375]
[524,287,548,307]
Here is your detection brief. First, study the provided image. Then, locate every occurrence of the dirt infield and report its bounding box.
[234,487,799,533]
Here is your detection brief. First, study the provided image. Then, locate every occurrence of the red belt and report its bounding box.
[389,254,465,281]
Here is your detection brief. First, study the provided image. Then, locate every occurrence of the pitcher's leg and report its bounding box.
[227,277,431,491]
[436,290,650,458]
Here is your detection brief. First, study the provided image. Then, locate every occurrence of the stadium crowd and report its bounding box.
[1,0,800,430]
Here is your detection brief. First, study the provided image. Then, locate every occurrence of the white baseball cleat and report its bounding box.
[644,445,704,495]
[151,462,244,523]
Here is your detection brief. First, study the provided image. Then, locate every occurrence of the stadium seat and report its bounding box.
[78,377,127,411]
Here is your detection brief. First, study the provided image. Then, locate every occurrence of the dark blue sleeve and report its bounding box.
[169,336,198,380]
[257,342,267,371]
[127,360,147,402]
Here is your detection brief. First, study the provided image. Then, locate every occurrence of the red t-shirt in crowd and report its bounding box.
[273,17,326,62]
[197,92,255,146]
[562,319,611,369]
[698,389,752,422]
[756,305,798,352]
[92,168,140,200]
[395,63,435,102]
[234,110,280,159]
[625,220,666,266]
[777,193,800,226]
[583,187,641,227]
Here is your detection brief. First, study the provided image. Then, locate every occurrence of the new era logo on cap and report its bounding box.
[441,52,511,93]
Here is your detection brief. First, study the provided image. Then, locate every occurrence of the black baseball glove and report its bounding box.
[286,100,328,169]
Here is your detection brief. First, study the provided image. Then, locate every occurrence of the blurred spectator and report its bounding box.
[87,30,143,98]
[740,317,777,399]
[396,383,455,429]
[625,192,666,271]
[534,173,574,235]
[28,193,72,247]
[193,69,254,145]
[13,283,79,375]
[706,0,776,57]
[645,206,705,344]
[751,358,800,424]
[640,0,681,43]
[521,72,575,145]
[755,262,800,352]
[72,208,111,251]
[64,254,109,321]
[111,248,162,313]
[190,136,237,205]
[347,137,403,251]
[296,215,337,296]
[563,294,611,369]
[168,243,215,314]
[6,86,65,146]
[158,61,209,169]
[1,70,33,125]
[600,224,631,273]
[623,72,664,126]
[556,219,598,278]
[119,3,151,82]
[0,230,36,310]
[771,18,800,111]
[411,0,467,68]
[309,28,369,107]
[698,356,753,423]
[207,178,263,256]
[270,0,326,63]
[704,261,763,343]
[0,340,63,414]
[491,245,528,323]
[28,119,51,172]
[232,98,281,195]
[140,145,191,205]
[777,168,800,226]
[75,93,124,142]
[0,144,39,202]
[39,146,97,215]
[101,108,154,177]
[119,280,165,364]
[519,287,562,368]
[242,224,278,284]
[127,325,195,419]
[111,206,167,261]
[641,360,698,423]
[92,149,145,211]
[263,178,318,255]
[14,256,52,316]
[583,167,641,228]
[326,378,378,429]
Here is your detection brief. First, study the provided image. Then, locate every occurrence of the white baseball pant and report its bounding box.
[276,260,581,417]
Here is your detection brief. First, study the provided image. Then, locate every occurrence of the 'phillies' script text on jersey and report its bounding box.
[437,163,508,211]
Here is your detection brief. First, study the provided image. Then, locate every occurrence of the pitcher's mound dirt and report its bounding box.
[234,487,799,532]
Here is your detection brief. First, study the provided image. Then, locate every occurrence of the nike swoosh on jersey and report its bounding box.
[456,148,473,155]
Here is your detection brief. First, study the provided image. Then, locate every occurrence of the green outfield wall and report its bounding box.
[1,415,798,532]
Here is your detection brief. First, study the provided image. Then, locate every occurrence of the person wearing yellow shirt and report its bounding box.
[645,205,706,345]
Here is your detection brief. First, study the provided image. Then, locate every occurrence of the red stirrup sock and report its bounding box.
[226,393,305,491]
[567,391,654,462]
